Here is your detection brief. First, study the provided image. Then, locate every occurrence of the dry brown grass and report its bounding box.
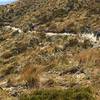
[21,64,44,80]
[19,63,45,88]
[75,48,100,67]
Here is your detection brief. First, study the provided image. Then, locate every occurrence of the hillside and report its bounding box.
[0,0,100,32]
[0,0,100,100]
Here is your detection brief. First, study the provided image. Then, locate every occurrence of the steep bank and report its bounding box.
[0,0,100,99]
[0,0,100,32]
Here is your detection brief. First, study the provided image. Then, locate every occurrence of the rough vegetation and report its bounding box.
[0,0,100,32]
[20,87,95,100]
[0,0,100,100]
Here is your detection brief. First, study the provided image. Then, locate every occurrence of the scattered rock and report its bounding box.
[43,79,54,87]
[60,66,84,75]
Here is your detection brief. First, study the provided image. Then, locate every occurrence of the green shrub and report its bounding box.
[20,87,94,100]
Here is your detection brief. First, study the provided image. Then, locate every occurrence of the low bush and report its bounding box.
[20,87,94,100]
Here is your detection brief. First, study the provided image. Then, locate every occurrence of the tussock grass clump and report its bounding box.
[75,48,100,67]
[20,64,44,88]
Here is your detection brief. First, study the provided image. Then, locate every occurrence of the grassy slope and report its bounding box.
[0,0,100,99]
[0,0,100,32]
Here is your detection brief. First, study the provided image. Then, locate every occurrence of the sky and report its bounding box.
[0,0,16,5]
